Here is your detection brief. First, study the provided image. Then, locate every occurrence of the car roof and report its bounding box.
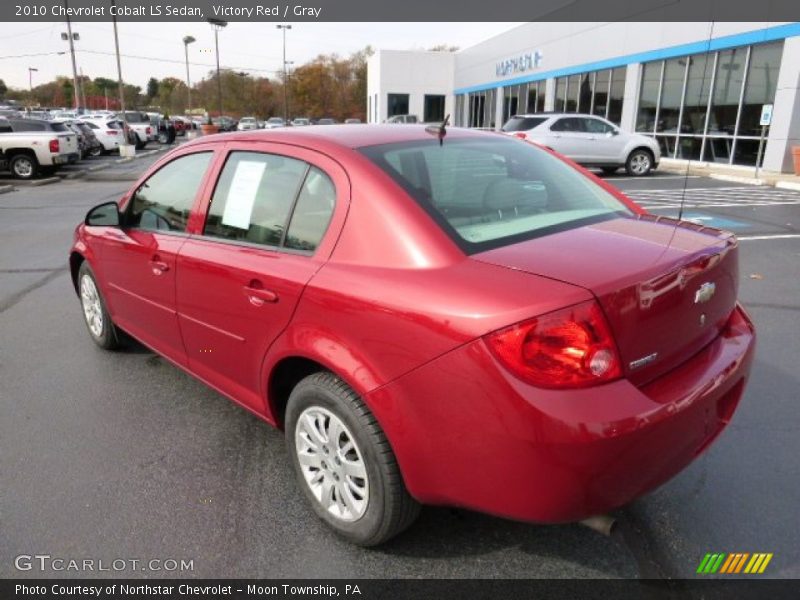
[510,112,604,118]
[182,124,495,150]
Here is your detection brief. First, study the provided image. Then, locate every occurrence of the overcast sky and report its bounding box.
[0,22,521,90]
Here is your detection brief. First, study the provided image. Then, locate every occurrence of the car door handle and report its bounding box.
[149,258,170,275]
[243,283,278,306]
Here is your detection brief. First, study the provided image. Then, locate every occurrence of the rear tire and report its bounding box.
[88,145,103,158]
[78,262,120,350]
[625,148,654,176]
[285,372,420,546]
[9,153,38,180]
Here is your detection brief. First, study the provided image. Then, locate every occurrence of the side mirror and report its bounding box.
[85,201,121,227]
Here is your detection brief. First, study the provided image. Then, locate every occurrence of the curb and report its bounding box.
[708,173,766,186]
[0,184,14,194]
[775,181,800,192]
[87,163,112,173]
[28,177,61,187]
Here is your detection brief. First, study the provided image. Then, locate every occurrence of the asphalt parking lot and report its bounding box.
[1,163,798,580]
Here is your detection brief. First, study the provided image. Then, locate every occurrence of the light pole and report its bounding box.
[61,0,81,110]
[284,61,294,121]
[208,19,227,119]
[110,0,129,145]
[182,35,195,111]
[276,24,292,122]
[28,67,38,93]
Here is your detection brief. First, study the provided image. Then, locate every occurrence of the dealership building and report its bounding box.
[367,22,800,173]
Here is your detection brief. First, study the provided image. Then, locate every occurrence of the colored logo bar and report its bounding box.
[697,553,773,574]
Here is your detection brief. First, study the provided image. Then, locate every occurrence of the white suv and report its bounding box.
[502,113,660,176]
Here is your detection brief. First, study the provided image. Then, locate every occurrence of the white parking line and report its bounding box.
[610,175,702,181]
[737,234,800,241]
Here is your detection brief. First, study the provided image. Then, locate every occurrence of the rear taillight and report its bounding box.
[146,127,152,134]
[486,300,622,389]
[106,130,118,135]
[513,132,527,140]
[49,139,60,153]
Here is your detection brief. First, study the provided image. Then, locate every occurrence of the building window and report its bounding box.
[634,40,782,166]
[424,94,446,123]
[607,67,626,125]
[555,77,566,112]
[637,62,661,133]
[466,89,497,128]
[551,67,625,124]
[387,93,409,118]
[502,84,521,122]
[526,81,544,113]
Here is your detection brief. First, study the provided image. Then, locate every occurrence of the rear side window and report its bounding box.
[501,116,547,132]
[285,167,336,251]
[129,152,213,232]
[360,137,630,253]
[550,118,585,132]
[204,152,335,252]
[12,120,46,132]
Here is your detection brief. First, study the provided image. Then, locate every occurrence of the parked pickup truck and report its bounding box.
[0,118,80,179]
[119,111,156,149]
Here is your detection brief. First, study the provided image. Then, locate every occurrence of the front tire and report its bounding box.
[78,262,120,350]
[285,372,420,546]
[9,153,38,180]
[625,148,654,176]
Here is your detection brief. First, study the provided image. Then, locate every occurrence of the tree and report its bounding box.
[146,77,159,100]
[0,79,7,99]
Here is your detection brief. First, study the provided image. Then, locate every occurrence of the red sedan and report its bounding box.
[70,125,755,545]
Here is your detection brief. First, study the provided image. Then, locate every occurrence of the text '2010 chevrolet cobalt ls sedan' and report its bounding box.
[70,125,755,545]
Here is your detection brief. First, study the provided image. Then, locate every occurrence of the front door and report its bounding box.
[175,145,344,412]
[98,151,214,365]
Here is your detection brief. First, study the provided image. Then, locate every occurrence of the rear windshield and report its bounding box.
[122,112,147,123]
[501,116,548,132]
[359,136,631,253]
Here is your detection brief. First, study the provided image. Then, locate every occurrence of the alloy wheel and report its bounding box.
[80,274,104,337]
[294,406,369,522]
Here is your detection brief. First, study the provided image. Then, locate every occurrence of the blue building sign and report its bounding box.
[496,50,543,77]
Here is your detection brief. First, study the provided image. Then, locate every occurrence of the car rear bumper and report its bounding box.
[53,153,80,165]
[367,304,755,523]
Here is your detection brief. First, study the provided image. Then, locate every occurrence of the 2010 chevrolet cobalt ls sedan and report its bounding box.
[70,125,755,545]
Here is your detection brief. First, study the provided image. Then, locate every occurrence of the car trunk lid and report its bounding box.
[473,214,739,386]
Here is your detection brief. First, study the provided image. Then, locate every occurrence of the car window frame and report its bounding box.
[549,117,586,133]
[119,146,220,238]
[582,117,615,134]
[192,141,350,261]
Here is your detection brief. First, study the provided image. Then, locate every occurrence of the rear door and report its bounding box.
[175,142,348,412]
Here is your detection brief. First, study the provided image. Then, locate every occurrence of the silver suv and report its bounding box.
[502,113,660,176]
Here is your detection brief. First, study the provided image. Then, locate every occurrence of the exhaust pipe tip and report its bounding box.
[579,514,617,537]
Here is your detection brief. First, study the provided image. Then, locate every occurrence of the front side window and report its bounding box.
[583,118,615,134]
[129,152,213,232]
[360,137,631,253]
[204,152,335,252]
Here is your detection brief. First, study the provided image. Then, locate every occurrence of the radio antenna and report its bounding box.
[678,21,715,221]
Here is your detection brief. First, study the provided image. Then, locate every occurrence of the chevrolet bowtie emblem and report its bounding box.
[694,282,716,304]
